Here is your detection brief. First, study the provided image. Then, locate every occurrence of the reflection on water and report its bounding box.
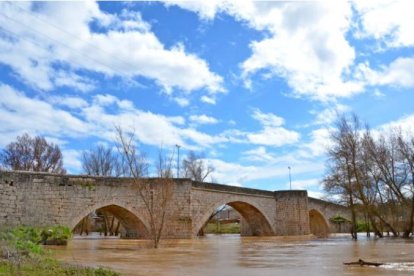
[49,234,414,276]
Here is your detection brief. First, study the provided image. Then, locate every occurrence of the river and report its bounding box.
[49,234,414,275]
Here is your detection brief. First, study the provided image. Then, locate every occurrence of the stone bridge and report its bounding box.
[0,171,350,238]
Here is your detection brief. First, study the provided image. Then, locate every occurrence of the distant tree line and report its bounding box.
[324,114,414,239]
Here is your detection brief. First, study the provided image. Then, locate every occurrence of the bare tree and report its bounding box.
[0,133,65,173]
[182,151,214,182]
[324,114,414,238]
[323,114,361,239]
[115,126,173,248]
[397,134,414,237]
[81,144,128,177]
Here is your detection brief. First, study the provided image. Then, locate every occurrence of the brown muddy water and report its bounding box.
[49,233,414,276]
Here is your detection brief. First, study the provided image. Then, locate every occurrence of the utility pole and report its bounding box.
[288,166,292,190]
[176,144,181,178]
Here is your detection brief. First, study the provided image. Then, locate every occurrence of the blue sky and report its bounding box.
[1,1,414,198]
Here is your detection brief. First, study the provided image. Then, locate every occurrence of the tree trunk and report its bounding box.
[403,195,414,238]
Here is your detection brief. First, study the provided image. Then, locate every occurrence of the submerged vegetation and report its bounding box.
[0,226,119,276]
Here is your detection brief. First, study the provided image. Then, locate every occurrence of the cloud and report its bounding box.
[61,149,83,173]
[0,1,224,98]
[200,95,216,105]
[189,114,219,125]
[377,114,414,136]
[208,157,324,187]
[353,0,414,48]
[0,84,89,147]
[168,1,363,101]
[357,57,414,88]
[174,97,190,107]
[242,146,276,163]
[247,109,300,147]
[310,104,350,126]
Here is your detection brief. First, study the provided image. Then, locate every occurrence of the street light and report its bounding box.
[288,166,292,190]
[176,144,181,178]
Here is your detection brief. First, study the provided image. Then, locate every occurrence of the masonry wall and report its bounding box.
[0,171,193,238]
[274,190,310,235]
[308,197,352,233]
[1,170,348,238]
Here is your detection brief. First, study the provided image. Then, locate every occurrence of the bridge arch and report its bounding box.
[194,198,274,236]
[309,209,329,238]
[69,202,150,239]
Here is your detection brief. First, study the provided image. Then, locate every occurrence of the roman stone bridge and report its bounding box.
[0,171,350,238]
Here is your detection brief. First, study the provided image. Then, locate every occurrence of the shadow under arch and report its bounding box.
[71,204,150,239]
[309,209,329,238]
[196,200,274,236]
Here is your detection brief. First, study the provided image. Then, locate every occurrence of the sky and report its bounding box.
[1,0,414,198]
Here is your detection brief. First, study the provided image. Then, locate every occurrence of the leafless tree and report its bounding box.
[81,144,128,177]
[0,133,65,173]
[323,114,361,239]
[397,134,414,237]
[115,126,173,248]
[325,114,414,238]
[182,151,214,182]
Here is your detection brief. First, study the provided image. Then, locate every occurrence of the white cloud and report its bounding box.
[377,114,414,136]
[61,149,83,173]
[174,97,190,107]
[209,158,324,187]
[0,84,89,147]
[310,104,350,126]
[251,109,284,127]
[247,109,300,147]
[200,95,216,105]
[290,178,321,190]
[353,0,414,48]
[357,58,414,88]
[48,96,89,109]
[168,1,362,101]
[242,146,276,162]
[189,114,219,125]
[0,1,224,98]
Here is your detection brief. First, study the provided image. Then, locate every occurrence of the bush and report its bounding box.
[0,226,72,257]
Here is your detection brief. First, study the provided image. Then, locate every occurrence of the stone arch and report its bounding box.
[194,198,274,236]
[309,209,329,238]
[69,202,150,239]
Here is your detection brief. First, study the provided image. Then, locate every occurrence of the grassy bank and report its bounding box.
[204,222,240,234]
[0,226,119,276]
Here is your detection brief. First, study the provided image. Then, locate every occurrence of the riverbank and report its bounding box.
[0,226,119,276]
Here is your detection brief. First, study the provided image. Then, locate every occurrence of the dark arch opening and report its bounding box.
[197,201,274,236]
[309,209,329,238]
[73,204,149,239]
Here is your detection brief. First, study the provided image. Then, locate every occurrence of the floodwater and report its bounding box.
[49,233,414,276]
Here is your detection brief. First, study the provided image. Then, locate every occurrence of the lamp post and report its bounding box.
[176,144,181,178]
[288,166,292,190]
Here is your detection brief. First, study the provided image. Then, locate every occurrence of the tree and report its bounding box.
[0,133,65,173]
[115,126,173,248]
[81,144,128,177]
[182,151,214,182]
[323,114,361,239]
[324,114,414,238]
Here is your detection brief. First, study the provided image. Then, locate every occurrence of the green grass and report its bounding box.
[0,258,119,276]
[0,226,120,276]
[204,222,240,234]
